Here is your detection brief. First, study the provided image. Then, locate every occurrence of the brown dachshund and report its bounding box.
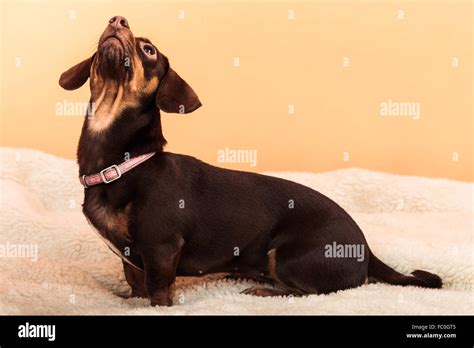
[59,16,442,306]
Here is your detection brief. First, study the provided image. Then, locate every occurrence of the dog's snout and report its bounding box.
[108,16,129,29]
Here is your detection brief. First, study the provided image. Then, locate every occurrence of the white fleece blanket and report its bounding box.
[0,147,472,315]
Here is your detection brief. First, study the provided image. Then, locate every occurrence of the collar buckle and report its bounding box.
[100,164,122,184]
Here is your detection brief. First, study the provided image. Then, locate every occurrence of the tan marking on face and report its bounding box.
[88,54,159,133]
[89,83,124,132]
[125,54,159,99]
[93,85,107,110]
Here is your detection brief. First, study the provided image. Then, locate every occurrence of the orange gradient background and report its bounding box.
[1,0,472,181]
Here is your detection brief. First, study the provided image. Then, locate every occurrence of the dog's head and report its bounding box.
[59,16,201,121]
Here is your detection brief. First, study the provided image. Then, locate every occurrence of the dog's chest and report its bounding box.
[82,192,141,269]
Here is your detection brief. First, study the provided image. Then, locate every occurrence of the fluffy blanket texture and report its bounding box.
[0,148,472,315]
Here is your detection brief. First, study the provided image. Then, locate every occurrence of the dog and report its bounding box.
[59,16,442,306]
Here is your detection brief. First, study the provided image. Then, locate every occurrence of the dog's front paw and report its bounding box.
[150,291,173,307]
[130,288,148,299]
[150,299,173,307]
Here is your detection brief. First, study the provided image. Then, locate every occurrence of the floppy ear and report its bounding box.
[155,67,202,114]
[59,55,94,90]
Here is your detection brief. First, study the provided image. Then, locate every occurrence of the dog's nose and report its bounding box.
[108,16,129,29]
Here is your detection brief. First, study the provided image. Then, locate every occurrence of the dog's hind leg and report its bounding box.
[225,272,274,284]
[241,286,302,297]
[240,249,306,297]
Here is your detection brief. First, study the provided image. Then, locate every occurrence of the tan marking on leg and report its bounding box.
[267,249,279,281]
[241,286,297,297]
[267,248,306,296]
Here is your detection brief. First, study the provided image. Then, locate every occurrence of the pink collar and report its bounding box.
[80,152,156,188]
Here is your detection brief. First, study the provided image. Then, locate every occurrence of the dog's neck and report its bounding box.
[77,87,166,176]
[88,80,125,133]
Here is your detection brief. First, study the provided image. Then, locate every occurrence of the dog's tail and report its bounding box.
[368,249,442,289]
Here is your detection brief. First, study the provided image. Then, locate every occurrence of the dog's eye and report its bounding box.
[143,45,156,56]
